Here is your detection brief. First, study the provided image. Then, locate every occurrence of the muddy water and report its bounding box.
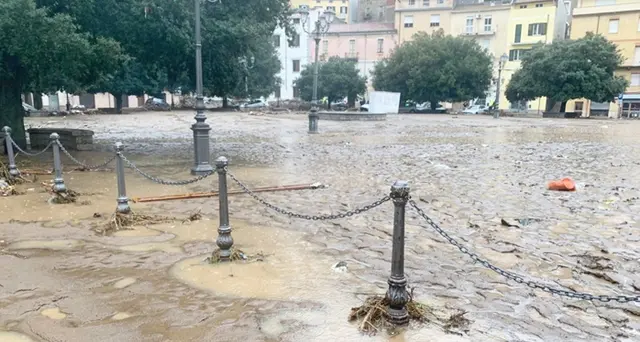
[1,112,639,341]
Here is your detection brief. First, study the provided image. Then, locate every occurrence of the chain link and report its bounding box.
[55,140,116,170]
[226,169,390,220]
[409,200,640,303]
[10,137,52,157]
[119,153,213,185]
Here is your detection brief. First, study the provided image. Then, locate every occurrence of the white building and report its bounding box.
[270,8,325,101]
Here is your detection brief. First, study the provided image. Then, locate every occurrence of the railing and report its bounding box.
[3,124,639,331]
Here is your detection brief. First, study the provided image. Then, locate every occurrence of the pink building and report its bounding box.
[310,23,398,95]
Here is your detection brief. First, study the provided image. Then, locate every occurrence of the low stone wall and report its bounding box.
[27,128,94,151]
[317,111,387,121]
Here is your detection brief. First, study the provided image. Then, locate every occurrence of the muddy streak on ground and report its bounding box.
[0,111,639,341]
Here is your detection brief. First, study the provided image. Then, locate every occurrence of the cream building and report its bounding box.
[290,0,352,22]
[395,0,456,43]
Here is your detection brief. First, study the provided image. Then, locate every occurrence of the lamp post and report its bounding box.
[239,55,255,98]
[494,53,508,119]
[299,8,335,134]
[191,0,219,175]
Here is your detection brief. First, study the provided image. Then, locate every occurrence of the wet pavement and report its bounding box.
[1,111,640,341]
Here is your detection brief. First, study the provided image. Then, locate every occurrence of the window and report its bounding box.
[423,0,430,6]
[514,24,522,43]
[404,15,414,28]
[327,6,336,12]
[519,4,527,8]
[634,46,640,65]
[408,0,415,5]
[479,39,490,50]
[528,23,547,36]
[290,33,300,47]
[322,40,328,55]
[465,16,473,34]
[508,49,528,61]
[349,39,356,55]
[377,38,384,53]
[535,3,543,7]
[292,60,300,72]
[272,35,280,47]
[484,16,492,32]
[293,18,300,24]
[340,6,348,14]
[609,19,619,33]
[631,74,640,86]
[430,14,440,27]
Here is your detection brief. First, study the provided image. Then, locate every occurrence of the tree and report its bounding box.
[505,33,628,111]
[0,0,123,145]
[293,57,367,109]
[373,30,493,110]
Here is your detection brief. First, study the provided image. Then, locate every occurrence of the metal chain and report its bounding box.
[55,140,116,170]
[119,153,213,185]
[226,168,390,220]
[10,137,53,157]
[409,200,640,303]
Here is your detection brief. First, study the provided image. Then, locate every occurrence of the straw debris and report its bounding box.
[94,211,175,235]
[185,209,202,222]
[206,247,248,263]
[348,289,470,335]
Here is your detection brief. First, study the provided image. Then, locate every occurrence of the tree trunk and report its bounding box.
[560,101,567,113]
[0,78,27,148]
[114,93,123,114]
[33,94,43,110]
[222,96,228,108]
[327,97,332,110]
[430,101,438,110]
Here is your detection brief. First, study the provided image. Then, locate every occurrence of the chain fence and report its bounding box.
[11,137,53,157]
[119,152,213,186]
[56,140,117,170]
[409,199,640,303]
[227,169,390,220]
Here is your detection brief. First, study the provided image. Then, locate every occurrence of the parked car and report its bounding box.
[145,97,170,110]
[360,103,369,112]
[241,99,267,109]
[462,104,488,115]
[415,102,446,114]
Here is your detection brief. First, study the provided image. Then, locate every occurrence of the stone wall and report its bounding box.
[27,128,94,151]
[316,112,387,121]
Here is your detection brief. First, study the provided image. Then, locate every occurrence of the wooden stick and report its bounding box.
[131,183,325,203]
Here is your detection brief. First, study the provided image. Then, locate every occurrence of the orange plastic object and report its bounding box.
[547,178,576,191]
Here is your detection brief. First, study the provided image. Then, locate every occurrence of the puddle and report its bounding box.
[40,307,67,320]
[116,242,182,254]
[111,312,132,320]
[113,227,162,237]
[0,331,35,342]
[114,277,137,289]
[7,239,83,250]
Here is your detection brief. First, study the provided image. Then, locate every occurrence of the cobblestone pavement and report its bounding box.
[2,111,639,341]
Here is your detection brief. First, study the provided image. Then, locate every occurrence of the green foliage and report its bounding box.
[505,33,628,104]
[373,30,493,108]
[293,57,367,106]
[0,0,123,142]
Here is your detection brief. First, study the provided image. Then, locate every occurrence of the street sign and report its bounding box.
[618,94,623,100]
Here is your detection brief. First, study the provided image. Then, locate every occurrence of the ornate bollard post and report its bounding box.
[215,156,234,261]
[114,142,131,214]
[308,111,319,134]
[50,133,66,194]
[385,180,410,326]
[2,126,20,179]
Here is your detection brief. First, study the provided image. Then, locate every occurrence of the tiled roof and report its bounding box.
[327,23,396,34]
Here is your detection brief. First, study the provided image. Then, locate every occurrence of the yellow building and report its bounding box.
[395,0,456,43]
[451,0,512,106]
[567,0,640,118]
[290,0,352,23]
[500,0,572,112]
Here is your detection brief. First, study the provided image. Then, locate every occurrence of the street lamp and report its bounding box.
[239,55,255,97]
[191,0,220,175]
[298,8,335,134]
[494,53,508,119]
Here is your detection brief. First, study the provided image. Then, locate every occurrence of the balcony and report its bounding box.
[460,28,496,36]
[344,52,359,61]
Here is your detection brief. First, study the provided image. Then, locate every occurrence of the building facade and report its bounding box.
[500,0,571,112]
[395,0,457,43]
[289,0,352,22]
[310,22,399,95]
[353,0,396,23]
[566,0,640,117]
[451,0,512,106]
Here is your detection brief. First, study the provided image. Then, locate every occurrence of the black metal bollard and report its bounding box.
[114,142,131,214]
[215,156,234,261]
[2,126,20,179]
[308,111,319,134]
[385,180,410,326]
[50,133,66,194]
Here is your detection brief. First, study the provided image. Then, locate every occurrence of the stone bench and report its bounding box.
[316,111,387,121]
[27,128,94,151]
